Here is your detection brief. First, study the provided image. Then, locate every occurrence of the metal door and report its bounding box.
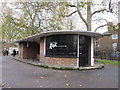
[79,36,91,67]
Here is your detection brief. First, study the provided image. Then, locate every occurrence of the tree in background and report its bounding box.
[0,2,76,44]
[1,3,21,43]
[59,0,118,32]
[0,0,118,45]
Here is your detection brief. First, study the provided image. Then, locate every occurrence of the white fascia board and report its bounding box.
[44,37,46,56]
[91,37,94,66]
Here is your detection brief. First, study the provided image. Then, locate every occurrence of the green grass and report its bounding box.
[96,59,120,65]
[36,64,49,68]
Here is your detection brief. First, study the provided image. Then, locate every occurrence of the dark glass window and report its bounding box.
[46,34,78,58]
[79,36,91,66]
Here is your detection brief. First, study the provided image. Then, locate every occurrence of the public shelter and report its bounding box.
[16,30,103,67]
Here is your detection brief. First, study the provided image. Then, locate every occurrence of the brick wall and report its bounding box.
[19,42,39,60]
[40,37,77,67]
[97,31,118,51]
[19,42,23,58]
[19,42,28,59]
[97,36,112,51]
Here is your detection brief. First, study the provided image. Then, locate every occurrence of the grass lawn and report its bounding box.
[96,59,120,65]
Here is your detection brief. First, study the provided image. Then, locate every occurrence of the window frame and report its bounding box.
[112,34,118,39]
[112,42,117,51]
[45,34,78,58]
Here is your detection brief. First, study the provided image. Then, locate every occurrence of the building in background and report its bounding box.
[95,30,120,60]
[95,30,119,51]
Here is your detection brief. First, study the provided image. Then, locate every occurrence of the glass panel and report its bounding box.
[112,34,118,39]
[112,43,117,51]
[46,34,77,58]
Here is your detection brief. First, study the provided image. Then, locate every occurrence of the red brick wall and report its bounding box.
[19,42,23,58]
[97,31,119,51]
[19,42,39,60]
[40,37,77,67]
[19,42,28,59]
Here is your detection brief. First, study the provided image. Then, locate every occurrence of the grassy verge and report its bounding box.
[96,59,120,65]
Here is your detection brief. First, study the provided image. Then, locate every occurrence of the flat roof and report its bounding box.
[16,30,103,43]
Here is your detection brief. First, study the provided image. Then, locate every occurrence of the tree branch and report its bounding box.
[92,18,108,23]
[109,0,113,13]
[62,10,77,17]
[65,3,88,29]
[10,17,19,26]
[76,6,88,29]
[91,9,109,16]
[66,4,76,7]
[94,24,108,32]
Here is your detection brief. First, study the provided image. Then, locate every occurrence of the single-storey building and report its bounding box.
[16,30,103,67]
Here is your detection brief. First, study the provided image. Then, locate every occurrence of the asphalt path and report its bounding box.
[1,56,118,88]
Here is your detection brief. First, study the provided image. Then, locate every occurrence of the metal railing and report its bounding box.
[94,50,120,61]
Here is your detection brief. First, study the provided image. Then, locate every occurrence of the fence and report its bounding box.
[94,50,120,61]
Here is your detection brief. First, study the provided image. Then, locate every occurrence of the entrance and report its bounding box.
[79,36,91,67]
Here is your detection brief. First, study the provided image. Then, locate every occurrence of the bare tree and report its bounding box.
[60,0,118,32]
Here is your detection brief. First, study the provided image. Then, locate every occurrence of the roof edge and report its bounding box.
[15,30,103,43]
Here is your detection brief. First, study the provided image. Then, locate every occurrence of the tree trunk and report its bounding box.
[87,1,91,31]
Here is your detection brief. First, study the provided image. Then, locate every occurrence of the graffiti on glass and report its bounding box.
[49,42,57,49]
[49,42,67,49]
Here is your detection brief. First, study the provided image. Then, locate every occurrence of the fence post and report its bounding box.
[109,51,111,60]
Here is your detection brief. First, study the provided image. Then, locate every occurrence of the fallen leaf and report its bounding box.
[65,83,72,86]
[64,74,68,77]
[40,86,43,87]
[80,85,82,87]
[0,84,5,87]
[40,76,44,79]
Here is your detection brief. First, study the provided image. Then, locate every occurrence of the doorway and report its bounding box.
[79,36,91,67]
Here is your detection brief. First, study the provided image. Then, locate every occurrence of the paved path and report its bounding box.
[1,56,118,88]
